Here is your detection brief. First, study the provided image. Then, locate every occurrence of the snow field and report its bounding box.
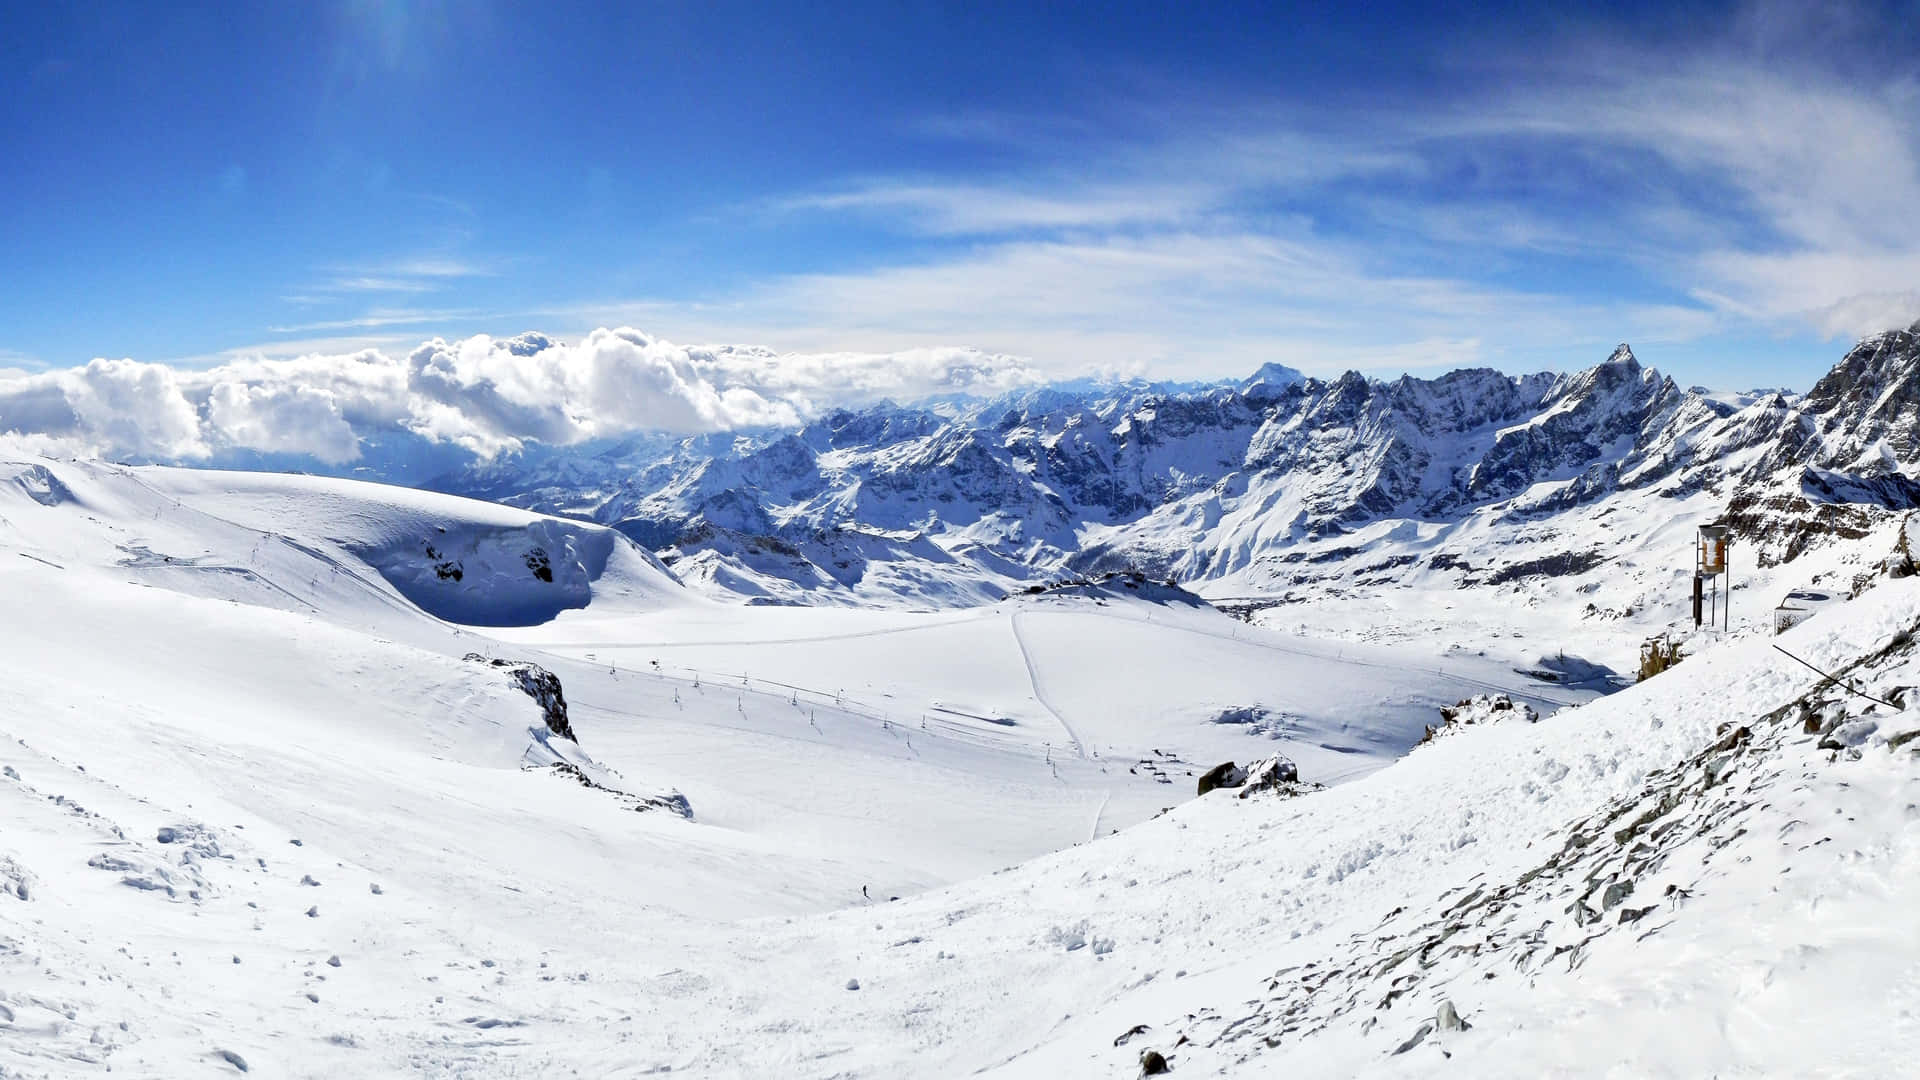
[2,451,1913,1077]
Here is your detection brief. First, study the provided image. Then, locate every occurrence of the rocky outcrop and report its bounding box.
[1197,755,1313,799]
[465,654,573,741]
[545,760,691,818]
[1420,695,1539,745]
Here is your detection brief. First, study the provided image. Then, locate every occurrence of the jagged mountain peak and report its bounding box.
[1238,361,1307,400]
[411,330,1920,606]
[1804,322,1920,415]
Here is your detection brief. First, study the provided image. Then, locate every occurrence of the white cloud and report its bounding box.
[0,329,1040,463]
[0,358,211,460]
[205,382,361,464]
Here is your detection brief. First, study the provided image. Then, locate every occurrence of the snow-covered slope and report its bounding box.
[2,445,1917,1077]
[0,449,1631,1075]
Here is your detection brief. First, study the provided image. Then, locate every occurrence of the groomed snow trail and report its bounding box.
[1010,609,1088,760]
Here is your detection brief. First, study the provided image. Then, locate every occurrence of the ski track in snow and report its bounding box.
[1009,610,1087,760]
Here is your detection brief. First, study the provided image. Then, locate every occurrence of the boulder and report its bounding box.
[1237,755,1299,795]
[1196,761,1246,796]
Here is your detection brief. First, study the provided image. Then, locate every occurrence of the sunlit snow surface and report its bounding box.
[0,454,1914,1077]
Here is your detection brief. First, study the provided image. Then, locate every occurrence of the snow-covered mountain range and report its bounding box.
[413,322,1920,617]
[7,324,1920,1076]
[3,418,1918,1076]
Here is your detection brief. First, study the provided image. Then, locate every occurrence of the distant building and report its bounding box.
[1773,586,1842,634]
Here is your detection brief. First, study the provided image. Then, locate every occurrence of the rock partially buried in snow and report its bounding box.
[1235,755,1307,798]
[1819,718,1878,750]
[0,856,35,901]
[844,978,860,991]
[1113,1023,1150,1047]
[1392,1020,1435,1055]
[1196,761,1245,796]
[465,654,574,741]
[1139,1048,1170,1075]
[1421,694,1539,745]
[1196,756,1316,801]
[541,759,694,818]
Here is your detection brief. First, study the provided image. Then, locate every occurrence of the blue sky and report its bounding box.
[5,0,1920,392]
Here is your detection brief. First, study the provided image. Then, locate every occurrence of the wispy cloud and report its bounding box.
[734,8,1920,374]
[320,276,443,294]
[365,256,495,279]
[266,307,482,334]
[290,254,501,304]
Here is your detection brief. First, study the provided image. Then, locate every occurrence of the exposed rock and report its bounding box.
[1196,761,1246,796]
[1392,1020,1435,1055]
[1113,1023,1151,1047]
[542,760,692,819]
[1139,1048,1170,1075]
[1235,756,1317,800]
[465,653,573,741]
[1421,695,1539,744]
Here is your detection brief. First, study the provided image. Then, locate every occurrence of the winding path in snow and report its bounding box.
[1008,610,1087,760]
